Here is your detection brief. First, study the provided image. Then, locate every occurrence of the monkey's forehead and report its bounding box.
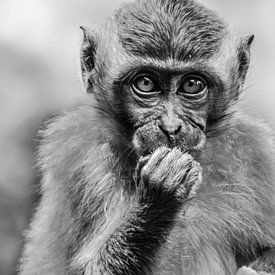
[114,0,227,62]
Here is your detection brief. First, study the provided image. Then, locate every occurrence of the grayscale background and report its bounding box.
[0,0,274,274]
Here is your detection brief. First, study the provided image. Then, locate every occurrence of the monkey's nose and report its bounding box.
[158,123,182,139]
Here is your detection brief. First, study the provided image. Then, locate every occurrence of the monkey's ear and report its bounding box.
[80,26,98,90]
[238,34,255,82]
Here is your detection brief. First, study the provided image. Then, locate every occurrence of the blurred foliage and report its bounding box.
[0,0,274,274]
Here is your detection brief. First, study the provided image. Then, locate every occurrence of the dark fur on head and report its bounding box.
[116,0,227,61]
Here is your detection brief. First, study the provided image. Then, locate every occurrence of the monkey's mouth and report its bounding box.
[132,122,206,158]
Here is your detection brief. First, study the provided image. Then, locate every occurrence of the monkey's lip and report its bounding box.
[140,143,199,159]
[133,125,206,159]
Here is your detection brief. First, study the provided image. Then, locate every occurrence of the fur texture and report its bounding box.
[19,0,275,274]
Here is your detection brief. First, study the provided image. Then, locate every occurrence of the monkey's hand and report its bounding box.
[135,146,202,202]
[236,267,272,275]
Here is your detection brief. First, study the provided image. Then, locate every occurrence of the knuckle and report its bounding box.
[169,147,183,158]
[154,146,171,155]
[190,160,202,174]
[140,162,150,177]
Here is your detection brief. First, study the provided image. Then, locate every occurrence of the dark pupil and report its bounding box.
[143,79,150,86]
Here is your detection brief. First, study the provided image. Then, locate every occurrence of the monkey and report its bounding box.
[19,0,275,274]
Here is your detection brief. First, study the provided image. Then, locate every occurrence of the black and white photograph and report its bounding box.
[0,0,275,274]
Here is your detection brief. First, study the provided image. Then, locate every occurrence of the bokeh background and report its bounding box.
[0,0,274,274]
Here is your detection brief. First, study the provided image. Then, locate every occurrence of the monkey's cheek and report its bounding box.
[181,127,206,151]
[132,129,164,157]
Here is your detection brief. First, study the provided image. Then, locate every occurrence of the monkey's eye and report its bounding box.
[134,76,155,92]
[179,76,207,99]
[131,75,160,97]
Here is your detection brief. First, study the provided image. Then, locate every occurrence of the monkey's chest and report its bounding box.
[151,221,237,275]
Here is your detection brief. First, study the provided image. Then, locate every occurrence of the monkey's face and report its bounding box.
[87,35,251,159]
[122,68,209,157]
[80,0,254,159]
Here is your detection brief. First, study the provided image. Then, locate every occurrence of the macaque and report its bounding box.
[19,0,275,274]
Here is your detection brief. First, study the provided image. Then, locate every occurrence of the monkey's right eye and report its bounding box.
[131,75,160,97]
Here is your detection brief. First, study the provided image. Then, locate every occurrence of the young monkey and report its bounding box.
[19,0,275,274]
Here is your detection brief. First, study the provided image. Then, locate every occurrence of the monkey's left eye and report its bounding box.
[179,76,207,99]
[131,75,160,97]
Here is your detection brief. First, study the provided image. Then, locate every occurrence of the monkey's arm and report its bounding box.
[237,249,275,275]
[233,120,275,275]
[249,249,275,274]
[96,193,181,274]
[72,147,201,275]
[236,266,271,275]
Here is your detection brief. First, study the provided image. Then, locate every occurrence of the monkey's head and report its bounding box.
[80,0,254,158]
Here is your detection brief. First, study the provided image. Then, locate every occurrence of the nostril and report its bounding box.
[173,124,181,135]
[158,124,167,136]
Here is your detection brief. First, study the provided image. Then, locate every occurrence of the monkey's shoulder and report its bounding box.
[199,113,275,201]
[38,103,109,173]
[204,114,275,165]
[232,114,274,150]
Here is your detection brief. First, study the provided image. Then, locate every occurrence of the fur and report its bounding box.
[19,0,275,274]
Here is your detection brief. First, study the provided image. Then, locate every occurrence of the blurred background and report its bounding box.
[0,0,274,274]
